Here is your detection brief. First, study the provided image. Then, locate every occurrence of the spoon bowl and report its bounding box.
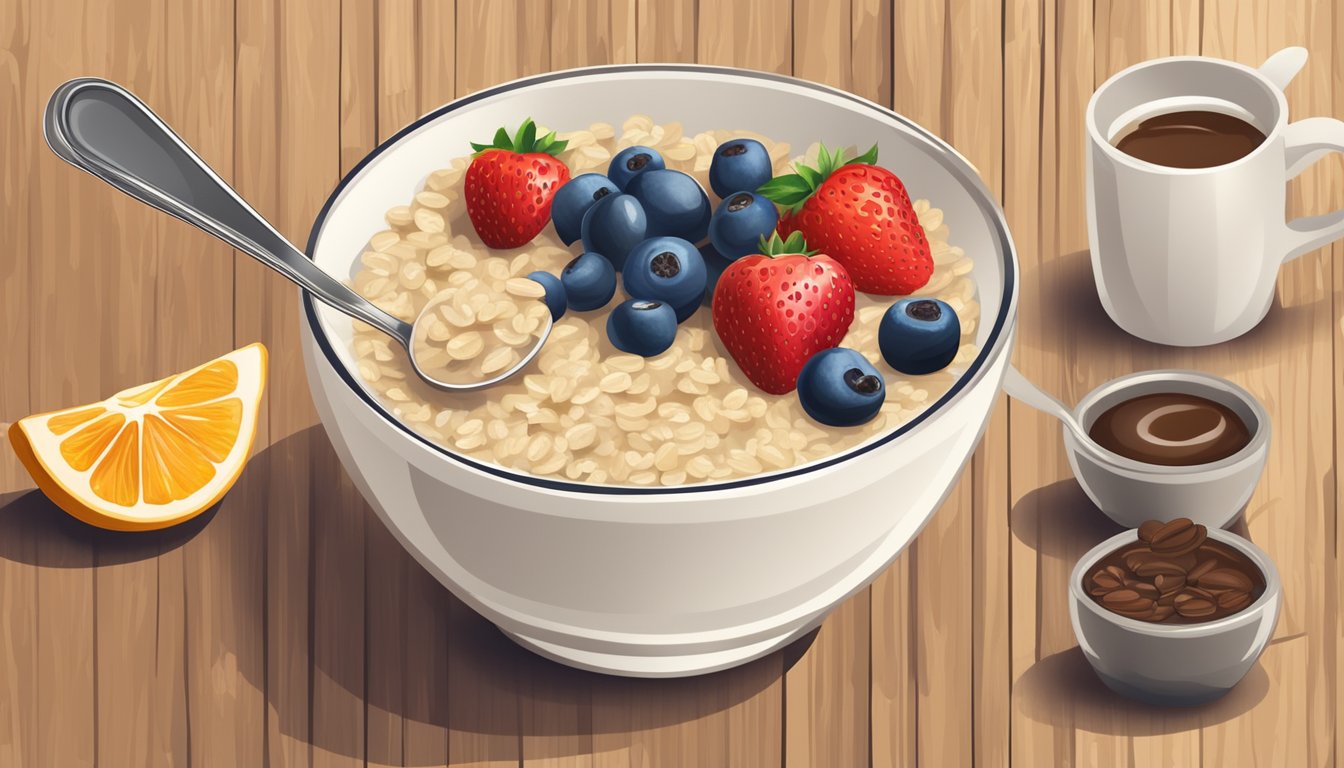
[44,77,549,393]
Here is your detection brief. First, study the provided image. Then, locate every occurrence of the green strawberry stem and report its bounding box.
[469,117,569,157]
[756,230,817,257]
[757,142,879,214]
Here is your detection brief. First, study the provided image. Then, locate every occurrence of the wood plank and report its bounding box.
[551,0,637,69]
[695,0,791,74]
[0,0,32,496]
[234,0,337,764]
[24,0,120,763]
[447,595,520,767]
[456,0,552,96]
[1005,0,1075,762]
[1197,0,1337,763]
[80,1,188,766]
[635,0,695,63]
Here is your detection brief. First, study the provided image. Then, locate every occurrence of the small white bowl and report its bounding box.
[1063,370,1270,529]
[1070,527,1280,706]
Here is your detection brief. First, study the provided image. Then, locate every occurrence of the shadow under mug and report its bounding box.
[1086,47,1344,347]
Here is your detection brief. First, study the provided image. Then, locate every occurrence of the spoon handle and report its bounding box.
[1002,365,1086,434]
[44,77,412,343]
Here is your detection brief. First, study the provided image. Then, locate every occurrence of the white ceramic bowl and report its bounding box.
[1070,528,1281,706]
[1063,370,1270,530]
[299,65,1019,677]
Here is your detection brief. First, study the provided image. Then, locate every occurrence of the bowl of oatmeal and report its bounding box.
[300,65,1018,676]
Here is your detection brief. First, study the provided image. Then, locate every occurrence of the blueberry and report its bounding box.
[608,145,665,189]
[526,270,567,321]
[580,193,647,271]
[622,237,707,323]
[560,252,617,311]
[708,138,773,198]
[796,348,886,427]
[606,299,678,357]
[624,169,712,242]
[550,173,619,244]
[708,191,779,260]
[878,298,961,375]
[698,242,733,305]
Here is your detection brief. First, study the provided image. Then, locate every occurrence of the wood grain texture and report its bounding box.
[3,0,1344,765]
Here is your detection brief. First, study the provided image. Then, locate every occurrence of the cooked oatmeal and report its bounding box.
[347,115,980,486]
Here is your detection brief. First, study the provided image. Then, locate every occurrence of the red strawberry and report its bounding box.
[712,231,856,395]
[465,118,571,249]
[761,143,932,295]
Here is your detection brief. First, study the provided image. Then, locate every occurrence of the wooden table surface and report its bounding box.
[2,0,1341,765]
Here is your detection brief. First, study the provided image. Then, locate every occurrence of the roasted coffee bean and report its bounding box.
[1150,519,1207,557]
[1153,573,1186,596]
[1173,594,1216,618]
[1196,568,1254,593]
[1186,558,1219,582]
[1138,520,1164,544]
[1149,518,1193,545]
[1091,570,1123,591]
[1131,582,1160,600]
[1086,520,1263,625]
[1135,558,1187,578]
[1183,586,1216,601]
[1101,590,1155,615]
[1216,590,1252,613]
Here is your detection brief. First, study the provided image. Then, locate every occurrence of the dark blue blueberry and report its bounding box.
[550,173,619,244]
[608,145,665,189]
[698,242,733,306]
[525,270,567,321]
[624,169,712,242]
[707,191,779,260]
[560,251,617,311]
[580,193,647,271]
[708,138,773,198]
[622,237,707,323]
[796,348,886,427]
[878,298,961,375]
[606,299,678,357]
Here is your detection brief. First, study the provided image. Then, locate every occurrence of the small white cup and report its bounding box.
[1086,47,1344,346]
[1063,370,1270,530]
[1071,528,1281,707]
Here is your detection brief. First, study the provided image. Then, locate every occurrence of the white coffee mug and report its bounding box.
[1086,47,1344,346]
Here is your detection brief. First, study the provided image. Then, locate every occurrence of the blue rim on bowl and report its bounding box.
[302,64,1019,496]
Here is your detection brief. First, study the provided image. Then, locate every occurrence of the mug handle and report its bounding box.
[1259,47,1308,91]
[1281,117,1344,263]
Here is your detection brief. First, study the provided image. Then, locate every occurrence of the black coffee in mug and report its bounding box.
[1113,110,1267,169]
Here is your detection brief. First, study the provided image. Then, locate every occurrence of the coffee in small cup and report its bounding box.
[1112,108,1267,168]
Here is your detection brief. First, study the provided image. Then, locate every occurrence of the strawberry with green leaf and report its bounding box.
[759,143,932,295]
[711,231,856,395]
[465,118,571,249]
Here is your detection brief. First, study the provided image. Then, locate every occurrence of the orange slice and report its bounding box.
[9,343,267,531]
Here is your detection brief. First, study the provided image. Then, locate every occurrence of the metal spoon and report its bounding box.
[44,77,550,392]
[1001,365,1097,449]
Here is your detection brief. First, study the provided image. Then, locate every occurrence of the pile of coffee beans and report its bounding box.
[1084,518,1263,624]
